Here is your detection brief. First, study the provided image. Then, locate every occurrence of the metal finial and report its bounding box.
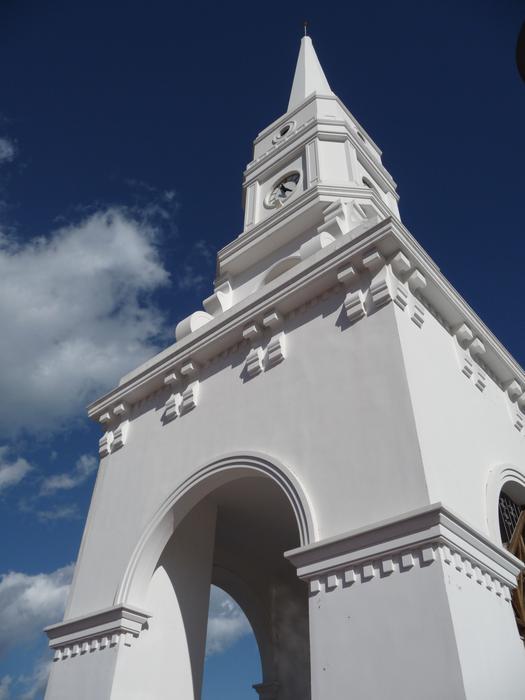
[304,20,308,36]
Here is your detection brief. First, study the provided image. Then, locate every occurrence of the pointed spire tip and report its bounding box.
[287,32,332,112]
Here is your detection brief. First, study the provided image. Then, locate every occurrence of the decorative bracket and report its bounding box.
[163,372,181,422]
[317,199,349,238]
[179,361,200,414]
[505,380,525,433]
[112,403,129,450]
[454,324,487,392]
[263,311,286,369]
[98,412,113,457]
[337,264,365,323]
[243,323,264,378]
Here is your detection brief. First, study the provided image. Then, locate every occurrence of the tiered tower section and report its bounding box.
[44,36,525,700]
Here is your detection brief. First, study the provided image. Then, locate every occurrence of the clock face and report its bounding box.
[265,172,300,209]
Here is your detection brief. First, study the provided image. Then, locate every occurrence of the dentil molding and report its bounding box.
[45,604,151,662]
[285,503,523,602]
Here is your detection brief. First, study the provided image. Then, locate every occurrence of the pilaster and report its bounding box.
[286,503,525,700]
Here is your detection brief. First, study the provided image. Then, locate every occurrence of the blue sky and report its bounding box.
[0,1,523,698]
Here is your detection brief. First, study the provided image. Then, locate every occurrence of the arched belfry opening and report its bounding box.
[112,464,311,699]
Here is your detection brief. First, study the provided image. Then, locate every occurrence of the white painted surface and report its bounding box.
[45,34,525,700]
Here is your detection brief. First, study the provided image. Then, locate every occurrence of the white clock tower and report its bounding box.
[45,36,525,700]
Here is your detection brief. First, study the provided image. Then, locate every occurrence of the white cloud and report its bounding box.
[0,564,73,657]
[0,676,11,700]
[34,505,80,522]
[0,138,15,164]
[0,208,170,437]
[18,656,52,700]
[177,263,206,292]
[0,446,31,493]
[205,586,252,656]
[39,454,97,496]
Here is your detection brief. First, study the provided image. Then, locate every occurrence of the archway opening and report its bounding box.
[120,469,311,699]
[203,475,310,699]
[202,585,261,700]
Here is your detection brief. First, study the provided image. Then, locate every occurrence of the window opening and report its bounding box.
[499,490,525,640]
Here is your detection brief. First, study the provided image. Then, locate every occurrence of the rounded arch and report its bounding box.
[115,452,316,607]
[486,463,525,545]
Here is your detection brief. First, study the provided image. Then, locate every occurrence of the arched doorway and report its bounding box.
[112,456,312,699]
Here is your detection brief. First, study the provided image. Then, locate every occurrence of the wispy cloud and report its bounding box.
[34,505,80,522]
[17,656,52,700]
[0,676,11,700]
[39,454,96,496]
[0,564,73,657]
[0,446,31,494]
[205,586,252,656]
[177,263,207,292]
[176,240,216,293]
[0,138,15,165]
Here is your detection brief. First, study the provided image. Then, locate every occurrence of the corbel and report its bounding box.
[112,403,129,451]
[362,249,392,311]
[98,412,113,457]
[242,322,264,378]
[454,323,474,349]
[337,264,365,322]
[407,269,427,327]
[179,361,199,414]
[263,310,286,369]
[388,251,411,311]
[163,372,181,422]
[453,324,486,389]
[505,381,525,432]
[506,380,522,402]
[454,324,475,379]
[316,199,348,238]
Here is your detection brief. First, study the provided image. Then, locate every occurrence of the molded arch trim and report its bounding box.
[486,463,525,545]
[115,452,316,607]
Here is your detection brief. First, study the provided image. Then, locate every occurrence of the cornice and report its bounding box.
[45,604,151,661]
[254,92,383,160]
[285,502,522,598]
[219,184,392,276]
[217,184,391,276]
[245,118,396,192]
[88,216,525,421]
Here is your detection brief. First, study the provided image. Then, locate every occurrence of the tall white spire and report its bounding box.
[287,35,333,112]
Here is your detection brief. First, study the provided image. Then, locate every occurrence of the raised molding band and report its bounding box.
[88,218,525,425]
[285,503,522,601]
[45,604,151,661]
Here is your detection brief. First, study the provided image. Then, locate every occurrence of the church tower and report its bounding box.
[45,36,525,700]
